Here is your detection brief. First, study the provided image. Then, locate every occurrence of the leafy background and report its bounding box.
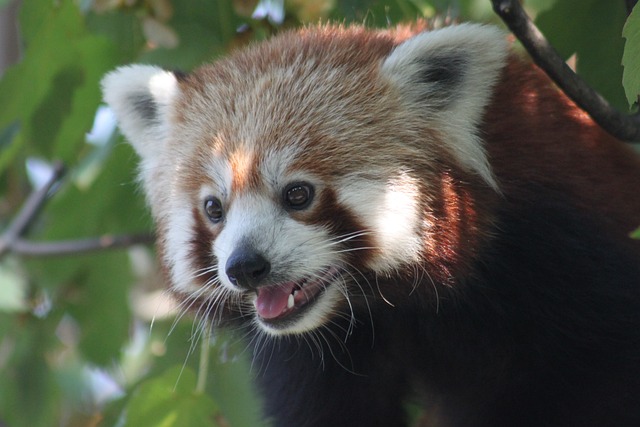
[0,0,638,426]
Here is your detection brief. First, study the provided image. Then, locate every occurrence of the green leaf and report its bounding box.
[138,0,240,70]
[524,0,557,14]
[623,3,640,108]
[536,0,628,110]
[24,141,149,365]
[331,0,423,25]
[0,260,28,312]
[68,252,133,366]
[124,366,220,427]
[86,9,146,63]
[0,0,119,171]
[0,120,19,150]
[0,313,61,427]
[17,0,59,45]
[204,331,267,427]
[25,249,133,367]
[0,121,21,172]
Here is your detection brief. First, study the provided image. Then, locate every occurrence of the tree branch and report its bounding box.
[9,233,154,257]
[0,162,153,259]
[0,161,66,256]
[491,0,640,142]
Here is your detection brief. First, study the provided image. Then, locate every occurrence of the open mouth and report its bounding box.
[253,267,338,323]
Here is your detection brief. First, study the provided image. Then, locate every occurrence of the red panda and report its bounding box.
[102,22,640,427]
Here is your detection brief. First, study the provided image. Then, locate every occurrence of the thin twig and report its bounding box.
[9,233,154,257]
[491,0,640,142]
[0,161,66,256]
[0,161,154,259]
[196,321,213,394]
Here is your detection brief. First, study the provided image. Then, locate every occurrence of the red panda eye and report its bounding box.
[204,197,224,223]
[283,183,314,210]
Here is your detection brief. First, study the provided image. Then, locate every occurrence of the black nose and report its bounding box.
[225,247,271,290]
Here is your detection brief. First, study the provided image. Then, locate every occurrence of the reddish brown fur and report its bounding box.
[424,172,495,285]
[229,148,262,193]
[484,56,640,239]
[173,25,443,179]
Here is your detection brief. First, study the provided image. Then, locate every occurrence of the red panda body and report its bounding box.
[103,23,640,427]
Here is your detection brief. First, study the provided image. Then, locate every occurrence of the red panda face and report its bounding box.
[161,118,429,335]
[102,23,508,335]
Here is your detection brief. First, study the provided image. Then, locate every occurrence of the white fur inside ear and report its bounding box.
[101,65,178,162]
[381,24,509,190]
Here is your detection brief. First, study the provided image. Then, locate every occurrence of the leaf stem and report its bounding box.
[196,322,213,394]
[9,233,154,257]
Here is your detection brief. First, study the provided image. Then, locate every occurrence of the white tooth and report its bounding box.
[287,293,294,309]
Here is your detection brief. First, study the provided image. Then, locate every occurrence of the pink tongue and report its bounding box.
[255,283,296,319]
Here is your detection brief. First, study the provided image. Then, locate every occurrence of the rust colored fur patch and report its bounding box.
[307,187,378,268]
[483,56,640,240]
[229,148,262,193]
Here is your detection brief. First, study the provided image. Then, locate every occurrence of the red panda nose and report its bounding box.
[225,247,271,290]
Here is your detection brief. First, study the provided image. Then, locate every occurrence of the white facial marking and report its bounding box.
[164,193,200,294]
[337,171,423,273]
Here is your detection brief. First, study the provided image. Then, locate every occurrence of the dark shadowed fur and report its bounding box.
[249,189,640,427]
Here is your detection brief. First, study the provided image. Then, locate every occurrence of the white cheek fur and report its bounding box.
[164,197,202,295]
[337,172,424,273]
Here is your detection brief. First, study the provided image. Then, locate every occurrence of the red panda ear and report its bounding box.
[101,65,179,162]
[380,23,508,190]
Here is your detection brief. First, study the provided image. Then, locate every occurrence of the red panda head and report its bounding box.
[102,23,507,335]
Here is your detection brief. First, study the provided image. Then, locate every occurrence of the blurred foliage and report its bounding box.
[0,0,638,426]
[535,0,629,110]
[623,2,640,108]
